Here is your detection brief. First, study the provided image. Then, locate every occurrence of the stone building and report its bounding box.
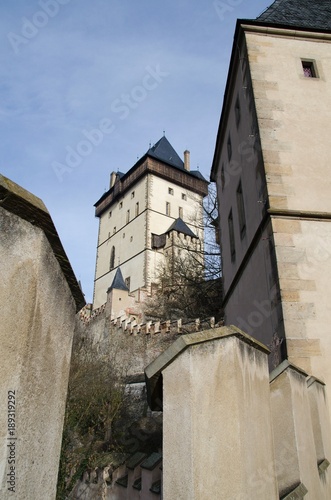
[210,0,331,384]
[93,136,208,309]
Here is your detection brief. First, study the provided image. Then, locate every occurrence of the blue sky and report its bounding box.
[0,0,270,302]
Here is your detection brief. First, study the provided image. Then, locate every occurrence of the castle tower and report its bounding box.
[211,0,331,388]
[93,136,208,308]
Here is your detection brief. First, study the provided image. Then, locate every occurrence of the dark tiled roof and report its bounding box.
[147,136,184,170]
[107,267,129,292]
[115,474,128,488]
[257,0,331,30]
[190,169,207,181]
[150,479,162,494]
[166,218,198,238]
[126,452,147,470]
[140,452,162,470]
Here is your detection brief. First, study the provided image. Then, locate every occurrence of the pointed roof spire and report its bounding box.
[147,136,184,170]
[166,218,198,238]
[257,0,331,30]
[107,267,129,293]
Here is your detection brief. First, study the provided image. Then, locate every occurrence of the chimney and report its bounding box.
[110,171,117,188]
[184,150,190,171]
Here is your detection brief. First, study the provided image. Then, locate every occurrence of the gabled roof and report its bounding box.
[107,267,129,292]
[257,0,331,31]
[166,218,198,238]
[147,136,184,170]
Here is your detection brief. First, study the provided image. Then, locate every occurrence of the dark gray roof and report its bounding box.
[190,169,207,181]
[166,218,198,238]
[107,267,129,292]
[147,136,184,170]
[257,0,331,30]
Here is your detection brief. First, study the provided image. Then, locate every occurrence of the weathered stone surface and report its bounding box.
[146,326,278,500]
[0,177,83,499]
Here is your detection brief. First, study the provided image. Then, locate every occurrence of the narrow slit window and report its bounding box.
[110,246,115,270]
[236,180,246,238]
[228,210,236,262]
[235,96,241,127]
[166,202,171,216]
[227,135,232,161]
[221,163,225,190]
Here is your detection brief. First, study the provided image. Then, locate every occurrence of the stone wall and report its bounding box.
[146,326,331,499]
[0,175,84,500]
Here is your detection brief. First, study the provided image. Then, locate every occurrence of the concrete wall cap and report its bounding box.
[270,359,309,383]
[145,325,269,410]
[307,375,326,388]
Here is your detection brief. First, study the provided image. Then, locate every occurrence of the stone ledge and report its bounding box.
[0,174,85,312]
[269,359,309,383]
[280,482,308,499]
[145,325,269,410]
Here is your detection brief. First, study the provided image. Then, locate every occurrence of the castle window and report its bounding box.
[221,163,225,190]
[166,202,171,216]
[126,210,130,223]
[110,246,115,270]
[168,187,174,195]
[235,96,241,127]
[130,236,133,242]
[119,201,123,209]
[125,277,130,289]
[131,191,135,199]
[302,60,317,78]
[113,226,116,234]
[227,135,232,161]
[108,211,112,218]
[123,233,125,238]
[228,210,236,262]
[181,193,187,201]
[135,202,139,217]
[236,180,246,238]
[179,207,183,218]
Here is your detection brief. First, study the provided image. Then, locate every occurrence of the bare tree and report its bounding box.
[145,184,223,321]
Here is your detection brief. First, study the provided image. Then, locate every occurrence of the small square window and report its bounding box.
[168,187,174,195]
[302,60,317,78]
[181,193,187,201]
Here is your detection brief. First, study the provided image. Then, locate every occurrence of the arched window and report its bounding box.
[110,246,115,270]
